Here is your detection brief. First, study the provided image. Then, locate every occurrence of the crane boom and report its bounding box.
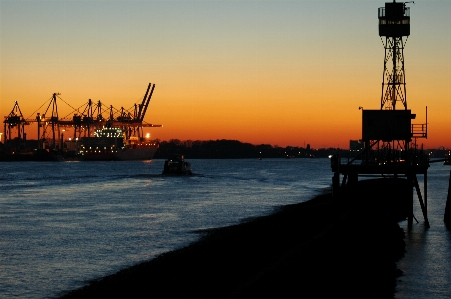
[140,83,155,122]
[137,83,151,121]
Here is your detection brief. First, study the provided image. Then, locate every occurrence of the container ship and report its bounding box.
[79,127,158,161]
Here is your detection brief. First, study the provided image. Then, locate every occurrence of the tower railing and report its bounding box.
[412,124,427,138]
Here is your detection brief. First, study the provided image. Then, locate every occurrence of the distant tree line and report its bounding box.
[153,139,349,159]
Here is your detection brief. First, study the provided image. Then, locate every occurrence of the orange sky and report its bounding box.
[1,1,450,149]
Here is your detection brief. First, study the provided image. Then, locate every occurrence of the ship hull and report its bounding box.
[79,127,159,161]
[81,147,158,161]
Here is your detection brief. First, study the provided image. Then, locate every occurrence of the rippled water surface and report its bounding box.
[395,163,451,299]
[1,159,450,298]
[0,159,332,298]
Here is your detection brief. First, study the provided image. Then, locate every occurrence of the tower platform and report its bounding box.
[332,158,430,229]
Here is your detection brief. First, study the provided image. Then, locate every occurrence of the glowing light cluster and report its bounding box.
[94,128,123,138]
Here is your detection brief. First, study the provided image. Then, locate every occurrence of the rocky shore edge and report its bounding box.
[59,179,407,299]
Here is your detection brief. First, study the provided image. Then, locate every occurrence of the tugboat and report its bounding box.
[162,155,192,175]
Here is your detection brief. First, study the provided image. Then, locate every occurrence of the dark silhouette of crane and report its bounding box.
[2,83,161,153]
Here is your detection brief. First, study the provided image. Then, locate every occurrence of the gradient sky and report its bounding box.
[1,0,450,149]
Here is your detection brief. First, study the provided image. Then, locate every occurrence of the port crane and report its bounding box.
[2,83,161,151]
[3,101,29,143]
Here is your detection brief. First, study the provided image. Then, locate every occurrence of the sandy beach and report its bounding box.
[60,179,407,299]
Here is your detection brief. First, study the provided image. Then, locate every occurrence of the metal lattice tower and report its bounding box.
[330,1,430,230]
[378,1,413,110]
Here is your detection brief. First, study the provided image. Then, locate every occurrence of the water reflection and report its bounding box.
[395,165,451,299]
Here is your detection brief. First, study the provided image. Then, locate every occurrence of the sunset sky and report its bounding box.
[1,0,450,149]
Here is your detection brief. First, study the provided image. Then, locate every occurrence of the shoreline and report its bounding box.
[59,181,406,299]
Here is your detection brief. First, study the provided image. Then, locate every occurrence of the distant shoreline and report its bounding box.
[59,181,405,299]
[3,138,446,160]
[154,139,347,159]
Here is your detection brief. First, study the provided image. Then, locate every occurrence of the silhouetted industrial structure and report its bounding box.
[2,83,161,159]
[332,1,430,229]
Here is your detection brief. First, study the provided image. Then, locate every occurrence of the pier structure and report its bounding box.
[332,1,430,228]
[2,83,161,154]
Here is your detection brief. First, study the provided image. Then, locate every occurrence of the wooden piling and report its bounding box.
[332,173,340,198]
[408,177,414,229]
[334,163,429,228]
[444,170,451,229]
[412,174,430,228]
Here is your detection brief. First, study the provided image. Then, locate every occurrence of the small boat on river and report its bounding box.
[162,155,192,175]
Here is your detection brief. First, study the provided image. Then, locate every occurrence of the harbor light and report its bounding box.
[146,133,151,139]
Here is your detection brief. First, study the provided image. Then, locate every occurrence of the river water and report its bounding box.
[395,163,451,298]
[0,159,450,298]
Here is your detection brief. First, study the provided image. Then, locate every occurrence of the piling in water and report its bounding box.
[444,170,451,229]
